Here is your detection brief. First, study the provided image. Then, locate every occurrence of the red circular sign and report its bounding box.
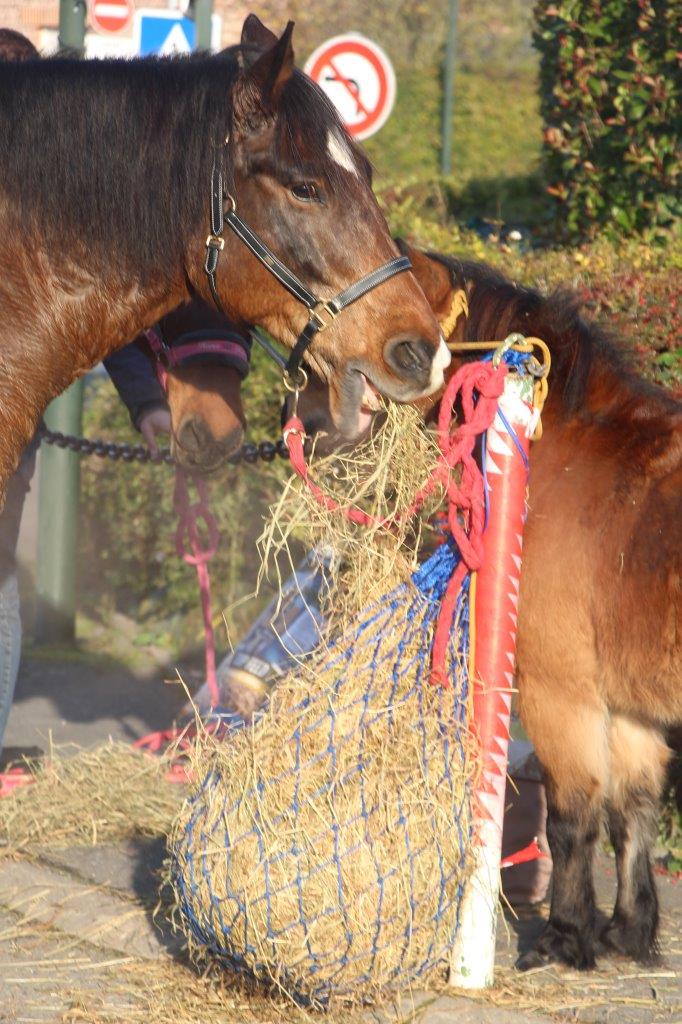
[89,0,134,35]
[304,34,396,141]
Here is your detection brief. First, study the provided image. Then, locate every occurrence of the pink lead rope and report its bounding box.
[173,469,221,709]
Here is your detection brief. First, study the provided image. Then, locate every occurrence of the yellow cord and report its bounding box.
[439,288,469,339]
[448,335,551,442]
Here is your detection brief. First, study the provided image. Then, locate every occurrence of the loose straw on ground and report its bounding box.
[0,739,184,853]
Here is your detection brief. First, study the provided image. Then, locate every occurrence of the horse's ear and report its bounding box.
[401,243,468,341]
[240,14,278,53]
[399,243,455,322]
[233,20,295,124]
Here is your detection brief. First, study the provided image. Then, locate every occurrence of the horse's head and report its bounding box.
[166,363,246,474]
[145,305,249,475]
[204,16,448,439]
[289,242,465,448]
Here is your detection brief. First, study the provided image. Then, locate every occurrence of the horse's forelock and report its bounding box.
[274,70,371,193]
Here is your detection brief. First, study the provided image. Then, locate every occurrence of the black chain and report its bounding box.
[37,425,292,467]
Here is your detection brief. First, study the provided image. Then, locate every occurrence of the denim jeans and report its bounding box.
[0,442,37,753]
[0,571,21,751]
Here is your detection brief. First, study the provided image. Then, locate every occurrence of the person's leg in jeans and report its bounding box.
[0,443,37,755]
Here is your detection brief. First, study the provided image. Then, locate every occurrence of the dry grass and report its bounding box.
[7,949,667,1023]
[0,740,184,853]
[259,401,445,628]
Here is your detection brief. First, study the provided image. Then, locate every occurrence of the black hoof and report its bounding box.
[516,948,549,971]
[516,922,597,971]
[599,918,660,965]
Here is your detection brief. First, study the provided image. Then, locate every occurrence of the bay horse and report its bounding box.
[294,244,681,971]
[0,14,448,504]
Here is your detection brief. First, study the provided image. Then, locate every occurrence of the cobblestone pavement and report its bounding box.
[1,838,678,1023]
[1,654,680,1023]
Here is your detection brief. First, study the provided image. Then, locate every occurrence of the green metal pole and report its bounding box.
[190,0,213,51]
[440,0,459,177]
[58,0,86,56]
[35,381,85,645]
[36,0,87,643]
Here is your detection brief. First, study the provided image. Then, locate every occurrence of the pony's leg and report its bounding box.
[516,681,608,970]
[602,714,670,963]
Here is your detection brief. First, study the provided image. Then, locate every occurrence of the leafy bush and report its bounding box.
[533,0,681,240]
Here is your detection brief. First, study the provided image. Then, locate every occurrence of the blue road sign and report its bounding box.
[135,10,196,56]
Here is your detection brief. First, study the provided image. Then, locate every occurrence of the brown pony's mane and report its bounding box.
[427,252,680,420]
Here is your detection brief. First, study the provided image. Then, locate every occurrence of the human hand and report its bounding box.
[138,408,172,456]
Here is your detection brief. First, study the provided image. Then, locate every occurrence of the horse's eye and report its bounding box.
[291,182,321,203]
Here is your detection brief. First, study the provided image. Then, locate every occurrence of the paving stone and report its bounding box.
[0,858,181,961]
[0,921,134,1024]
[37,837,166,903]
[413,994,555,1023]
[366,992,556,1024]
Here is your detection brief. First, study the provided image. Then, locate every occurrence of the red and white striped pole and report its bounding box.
[450,371,535,988]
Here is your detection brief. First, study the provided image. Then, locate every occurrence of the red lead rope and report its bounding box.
[173,469,221,709]
[283,358,509,689]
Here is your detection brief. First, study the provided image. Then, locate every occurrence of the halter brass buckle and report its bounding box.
[310,302,337,332]
[282,365,309,394]
[205,234,225,251]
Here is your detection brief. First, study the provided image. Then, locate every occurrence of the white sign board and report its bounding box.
[304,33,396,141]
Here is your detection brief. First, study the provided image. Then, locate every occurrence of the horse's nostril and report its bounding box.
[177,417,211,456]
[385,336,434,381]
[175,418,245,471]
[220,425,245,456]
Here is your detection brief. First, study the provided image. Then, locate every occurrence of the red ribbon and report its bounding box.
[283,359,508,688]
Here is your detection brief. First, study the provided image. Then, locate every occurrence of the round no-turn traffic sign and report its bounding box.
[89,0,134,35]
[304,33,396,141]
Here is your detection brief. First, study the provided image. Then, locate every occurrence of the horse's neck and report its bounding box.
[463,273,674,428]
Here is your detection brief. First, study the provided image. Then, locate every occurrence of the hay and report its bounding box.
[0,740,184,852]
[259,401,446,628]
[170,404,476,1005]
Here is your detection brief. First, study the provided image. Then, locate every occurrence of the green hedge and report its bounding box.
[533,0,681,240]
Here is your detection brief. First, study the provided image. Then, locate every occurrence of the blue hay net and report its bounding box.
[172,538,472,1004]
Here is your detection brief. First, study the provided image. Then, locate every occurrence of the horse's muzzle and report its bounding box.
[173,417,245,475]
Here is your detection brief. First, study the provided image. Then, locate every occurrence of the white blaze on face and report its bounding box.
[428,335,452,390]
[326,130,358,176]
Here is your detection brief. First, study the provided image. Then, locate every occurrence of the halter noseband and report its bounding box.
[144,326,251,392]
[204,153,412,390]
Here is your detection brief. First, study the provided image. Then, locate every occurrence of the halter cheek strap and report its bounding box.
[204,158,412,388]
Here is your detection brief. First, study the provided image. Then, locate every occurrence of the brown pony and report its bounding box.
[165,363,245,473]
[0,15,446,504]
[294,244,681,971]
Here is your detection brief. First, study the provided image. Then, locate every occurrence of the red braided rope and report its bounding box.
[283,359,508,688]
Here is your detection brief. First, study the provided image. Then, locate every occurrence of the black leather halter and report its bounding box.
[204,157,412,390]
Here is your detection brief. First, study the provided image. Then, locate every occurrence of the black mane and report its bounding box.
[0,50,364,282]
[428,252,678,416]
[0,53,239,279]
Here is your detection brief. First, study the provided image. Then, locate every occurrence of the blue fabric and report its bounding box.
[103,341,166,430]
[0,571,22,755]
[0,444,36,753]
